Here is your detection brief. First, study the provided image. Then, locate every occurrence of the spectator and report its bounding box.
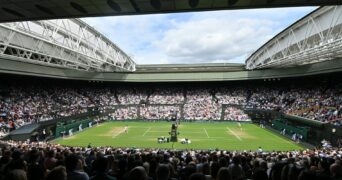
[90,156,116,180]
[155,164,170,180]
[65,154,89,180]
[128,166,148,180]
[216,167,232,180]
[46,166,67,180]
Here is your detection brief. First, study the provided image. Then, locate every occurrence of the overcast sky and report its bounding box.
[83,7,317,65]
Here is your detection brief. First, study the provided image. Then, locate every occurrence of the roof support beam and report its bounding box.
[246,6,342,70]
[0,19,136,72]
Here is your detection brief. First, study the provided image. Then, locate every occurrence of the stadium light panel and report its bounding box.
[70,2,88,14]
[150,0,162,10]
[228,0,239,6]
[35,4,55,16]
[129,0,141,13]
[189,0,200,8]
[2,7,25,18]
[107,0,122,12]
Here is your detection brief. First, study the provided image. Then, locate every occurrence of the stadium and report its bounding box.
[1,1,342,180]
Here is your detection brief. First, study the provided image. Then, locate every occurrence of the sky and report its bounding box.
[82,7,317,65]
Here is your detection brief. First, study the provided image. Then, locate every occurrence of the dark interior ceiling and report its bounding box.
[1,0,342,23]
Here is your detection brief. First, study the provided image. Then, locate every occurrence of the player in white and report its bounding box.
[69,129,73,136]
[281,128,286,135]
[124,125,128,133]
[237,122,242,131]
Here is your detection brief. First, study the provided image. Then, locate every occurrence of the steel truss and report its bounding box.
[246,6,342,70]
[0,19,135,72]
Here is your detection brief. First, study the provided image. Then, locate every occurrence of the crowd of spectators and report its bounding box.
[1,140,342,180]
[183,89,221,120]
[140,106,180,120]
[247,87,342,123]
[1,83,342,133]
[83,88,118,110]
[0,87,90,129]
[224,107,250,121]
[215,88,246,105]
[148,88,184,105]
[110,107,138,120]
[116,88,148,105]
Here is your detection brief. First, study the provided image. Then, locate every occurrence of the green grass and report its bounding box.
[54,121,304,151]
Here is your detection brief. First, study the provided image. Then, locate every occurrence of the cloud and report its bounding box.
[83,7,317,65]
[155,17,275,63]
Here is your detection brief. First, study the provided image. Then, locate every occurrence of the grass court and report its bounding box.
[54,121,303,151]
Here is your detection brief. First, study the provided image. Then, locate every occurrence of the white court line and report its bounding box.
[112,128,126,138]
[148,131,204,134]
[142,127,151,136]
[204,128,209,138]
[226,127,242,141]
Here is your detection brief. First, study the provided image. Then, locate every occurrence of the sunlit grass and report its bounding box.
[54,121,303,151]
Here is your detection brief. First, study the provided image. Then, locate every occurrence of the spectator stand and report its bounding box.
[222,104,252,122]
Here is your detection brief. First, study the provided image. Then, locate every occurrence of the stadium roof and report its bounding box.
[0,0,341,23]
[246,6,342,70]
[136,63,244,72]
[0,19,136,72]
[1,1,342,73]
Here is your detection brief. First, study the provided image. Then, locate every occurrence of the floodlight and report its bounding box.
[70,2,88,14]
[107,0,122,12]
[150,0,162,10]
[189,0,200,8]
[228,0,238,6]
